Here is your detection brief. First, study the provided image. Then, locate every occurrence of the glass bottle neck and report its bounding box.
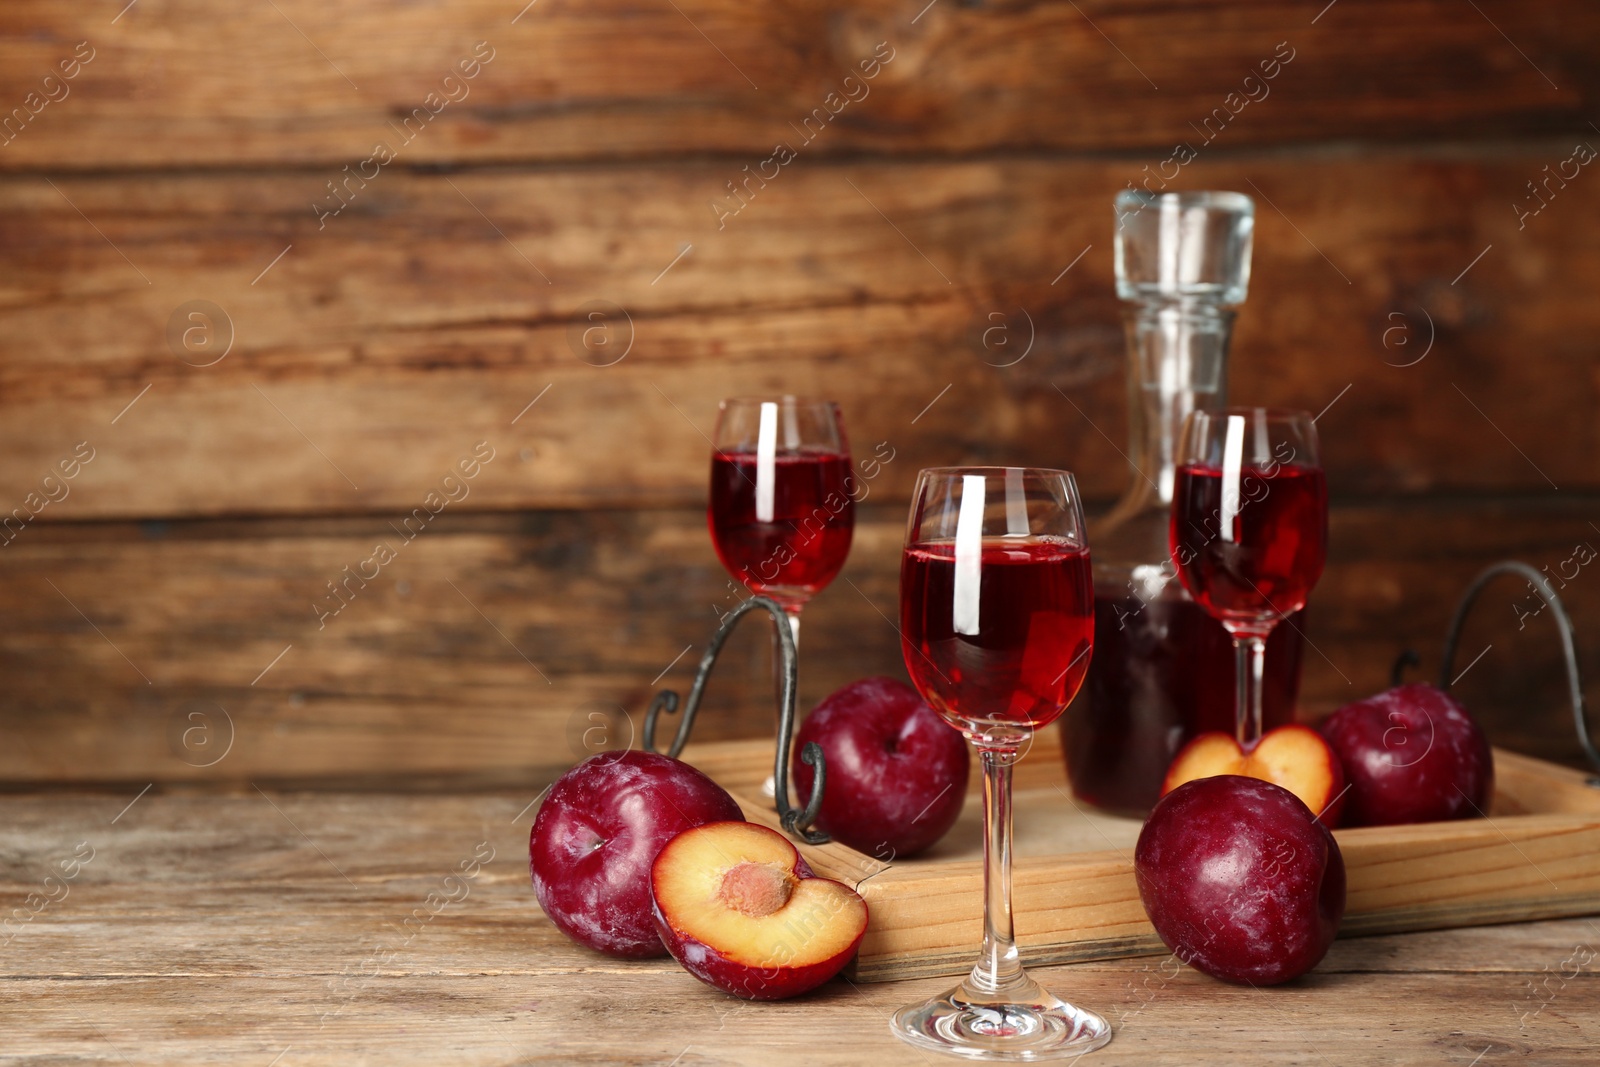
[1107,301,1233,523]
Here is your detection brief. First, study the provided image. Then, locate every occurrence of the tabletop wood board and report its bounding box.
[0,779,1596,1065]
[685,733,1600,982]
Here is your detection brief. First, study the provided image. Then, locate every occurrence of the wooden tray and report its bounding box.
[681,731,1600,982]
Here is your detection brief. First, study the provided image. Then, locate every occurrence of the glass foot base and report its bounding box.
[891,983,1111,1061]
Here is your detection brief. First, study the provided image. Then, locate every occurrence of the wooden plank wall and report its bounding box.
[0,1,1597,786]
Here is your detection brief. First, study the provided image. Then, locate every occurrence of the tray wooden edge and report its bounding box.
[703,737,1600,983]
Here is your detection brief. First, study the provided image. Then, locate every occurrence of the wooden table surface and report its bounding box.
[2,786,1596,1066]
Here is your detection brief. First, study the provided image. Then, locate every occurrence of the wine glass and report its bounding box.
[893,467,1111,1060]
[709,397,854,790]
[1170,408,1327,747]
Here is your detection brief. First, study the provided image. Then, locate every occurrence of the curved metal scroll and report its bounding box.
[1439,560,1600,782]
[643,596,830,844]
[1390,648,1421,687]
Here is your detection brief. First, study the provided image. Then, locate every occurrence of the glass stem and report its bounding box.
[969,745,1024,995]
[1233,631,1268,748]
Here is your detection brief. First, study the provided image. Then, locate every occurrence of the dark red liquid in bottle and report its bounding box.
[708,449,854,608]
[900,538,1093,730]
[1171,462,1328,623]
[1061,593,1305,815]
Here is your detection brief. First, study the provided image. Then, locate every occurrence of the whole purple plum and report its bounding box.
[530,750,743,957]
[1319,683,1493,827]
[1135,775,1346,986]
[792,677,969,859]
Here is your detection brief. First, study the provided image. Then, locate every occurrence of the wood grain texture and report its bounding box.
[1,787,1596,1064]
[2,153,1598,518]
[0,1,1597,169]
[1495,750,1600,815]
[0,497,1596,786]
[722,731,1600,982]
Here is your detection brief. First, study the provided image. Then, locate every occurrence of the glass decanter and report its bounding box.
[1059,190,1305,817]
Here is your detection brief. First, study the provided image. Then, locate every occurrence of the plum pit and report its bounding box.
[718,861,795,918]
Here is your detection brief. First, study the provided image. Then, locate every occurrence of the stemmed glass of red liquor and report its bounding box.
[891,467,1111,1060]
[1170,408,1328,746]
[708,397,854,790]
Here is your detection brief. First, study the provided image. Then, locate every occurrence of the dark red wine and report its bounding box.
[708,449,854,608]
[1061,591,1304,815]
[1170,462,1327,624]
[900,538,1093,730]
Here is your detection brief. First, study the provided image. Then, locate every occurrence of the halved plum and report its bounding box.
[651,822,867,1000]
